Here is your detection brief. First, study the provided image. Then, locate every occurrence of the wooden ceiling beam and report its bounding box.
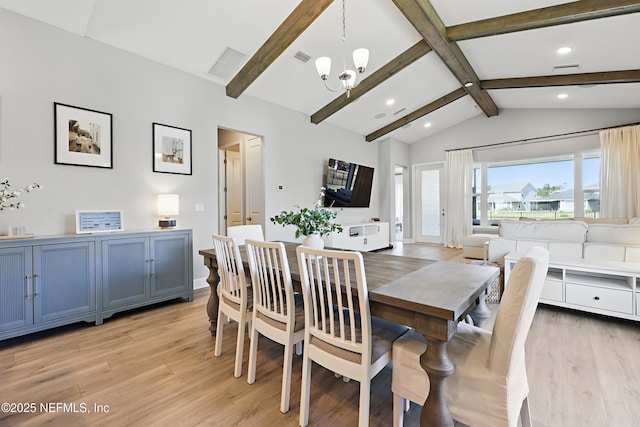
[311,40,432,124]
[365,88,467,142]
[448,0,640,42]
[225,0,333,99]
[482,69,640,89]
[391,0,498,118]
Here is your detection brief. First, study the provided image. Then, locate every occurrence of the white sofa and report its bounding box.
[488,218,640,265]
[488,218,640,321]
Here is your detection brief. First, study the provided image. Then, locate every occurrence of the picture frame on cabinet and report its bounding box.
[152,122,192,175]
[54,102,113,169]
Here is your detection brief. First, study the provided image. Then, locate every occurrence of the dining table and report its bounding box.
[199,242,499,427]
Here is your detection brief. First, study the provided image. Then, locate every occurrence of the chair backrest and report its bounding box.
[246,239,295,328]
[488,246,549,376]
[227,224,264,246]
[212,234,249,309]
[296,245,371,364]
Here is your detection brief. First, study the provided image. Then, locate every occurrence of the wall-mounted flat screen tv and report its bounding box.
[324,158,374,208]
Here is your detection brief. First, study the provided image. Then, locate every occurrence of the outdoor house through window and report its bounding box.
[472,153,600,227]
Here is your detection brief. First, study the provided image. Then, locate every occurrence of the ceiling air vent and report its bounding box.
[208,47,247,80]
[294,51,311,63]
[393,107,407,116]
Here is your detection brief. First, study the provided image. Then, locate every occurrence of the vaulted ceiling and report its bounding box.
[2,0,640,143]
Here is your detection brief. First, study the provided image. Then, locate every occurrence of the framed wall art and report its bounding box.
[54,102,113,168]
[152,122,192,175]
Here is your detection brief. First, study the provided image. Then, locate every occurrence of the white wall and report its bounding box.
[0,8,380,286]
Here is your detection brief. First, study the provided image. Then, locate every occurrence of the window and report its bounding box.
[473,153,600,227]
[583,155,601,218]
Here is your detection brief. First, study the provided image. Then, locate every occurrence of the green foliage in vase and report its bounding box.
[270,188,343,238]
[0,178,41,211]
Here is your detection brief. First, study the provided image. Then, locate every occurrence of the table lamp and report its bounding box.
[157,194,179,228]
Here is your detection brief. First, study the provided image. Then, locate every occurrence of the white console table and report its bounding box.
[323,222,390,252]
[505,252,640,322]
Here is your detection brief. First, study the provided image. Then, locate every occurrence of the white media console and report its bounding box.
[505,252,640,322]
[323,222,390,252]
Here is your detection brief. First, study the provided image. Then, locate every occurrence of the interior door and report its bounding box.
[415,163,445,244]
[245,136,264,228]
[226,150,242,228]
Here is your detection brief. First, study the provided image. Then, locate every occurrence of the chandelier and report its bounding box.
[314,0,369,98]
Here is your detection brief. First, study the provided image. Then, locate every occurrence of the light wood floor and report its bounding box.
[1,243,638,426]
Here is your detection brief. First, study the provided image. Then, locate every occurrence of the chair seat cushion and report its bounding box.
[256,292,305,332]
[311,313,408,365]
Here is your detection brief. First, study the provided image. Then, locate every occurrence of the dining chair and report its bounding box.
[245,239,305,413]
[391,246,549,427]
[296,245,409,427]
[227,224,264,246]
[211,234,253,378]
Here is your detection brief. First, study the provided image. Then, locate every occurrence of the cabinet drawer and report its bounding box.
[540,279,562,302]
[565,283,633,314]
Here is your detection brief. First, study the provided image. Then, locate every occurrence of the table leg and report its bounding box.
[419,337,455,427]
[469,288,491,325]
[203,257,220,335]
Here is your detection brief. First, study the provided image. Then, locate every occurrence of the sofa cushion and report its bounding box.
[625,246,640,262]
[498,220,588,243]
[572,217,628,225]
[586,224,640,245]
[583,243,626,262]
[487,238,516,264]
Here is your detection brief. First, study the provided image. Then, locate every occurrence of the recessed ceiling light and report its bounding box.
[557,93,569,99]
[386,99,395,106]
[557,47,572,55]
[464,82,473,88]
[424,122,432,128]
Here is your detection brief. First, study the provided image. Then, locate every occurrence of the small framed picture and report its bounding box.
[153,123,192,175]
[54,102,113,168]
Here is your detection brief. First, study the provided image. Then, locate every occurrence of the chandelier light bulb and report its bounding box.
[353,48,369,73]
[315,57,331,80]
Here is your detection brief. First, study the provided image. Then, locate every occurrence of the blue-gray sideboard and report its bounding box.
[0,229,193,341]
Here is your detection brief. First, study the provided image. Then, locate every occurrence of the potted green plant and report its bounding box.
[270,188,343,248]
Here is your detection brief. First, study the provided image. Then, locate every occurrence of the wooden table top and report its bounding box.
[199,242,499,324]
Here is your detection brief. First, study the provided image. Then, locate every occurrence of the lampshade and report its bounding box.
[341,70,356,90]
[315,56,331,80]
[353,48,369,73]
[157,194,179,228]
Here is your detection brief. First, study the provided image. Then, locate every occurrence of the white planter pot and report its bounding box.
[302,233,324,249]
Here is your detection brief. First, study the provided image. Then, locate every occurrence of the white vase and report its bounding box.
[302,233,324,249]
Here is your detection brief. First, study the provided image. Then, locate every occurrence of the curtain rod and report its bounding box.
[445,121,640,152]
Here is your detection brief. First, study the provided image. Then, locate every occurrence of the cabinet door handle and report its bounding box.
[33,274,40,297]
[593,296,600,301]
[25,275,32,299]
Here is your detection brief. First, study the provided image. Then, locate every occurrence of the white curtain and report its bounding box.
[444,149,473,248]
[600,125,640,218]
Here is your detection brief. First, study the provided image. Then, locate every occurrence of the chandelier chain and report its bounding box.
[342,0,347,71]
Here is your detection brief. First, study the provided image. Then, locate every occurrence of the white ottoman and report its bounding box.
[462,233,496,260]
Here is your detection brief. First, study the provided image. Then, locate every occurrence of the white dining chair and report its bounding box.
[245,239,305,413]
[212,234,253,378]
[227,224,264,246]
[296,245,409,427]
[392,246,549,427]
